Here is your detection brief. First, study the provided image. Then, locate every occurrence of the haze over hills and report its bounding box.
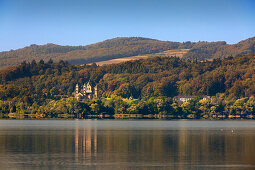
[0,36,254,69]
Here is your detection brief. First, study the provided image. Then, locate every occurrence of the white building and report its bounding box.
[173,95,211,102]
[74,82,98,100]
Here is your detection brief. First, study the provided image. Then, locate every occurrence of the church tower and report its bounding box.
[83,84,86,95]
[86,82,92,93]
[75,84,79,94]
[94,85,98,98]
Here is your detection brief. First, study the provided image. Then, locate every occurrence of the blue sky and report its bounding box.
[0,0,254,51]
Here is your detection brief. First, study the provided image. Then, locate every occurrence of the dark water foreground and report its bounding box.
[0,120,254,170]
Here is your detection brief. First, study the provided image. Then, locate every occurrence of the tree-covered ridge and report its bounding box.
[183,37,255,60]
[1,36,255,69]
[0,53,254,119]
[0,37,186,69]
[99,54,254,98]
[183,41,227,60]
[1,54,254,99]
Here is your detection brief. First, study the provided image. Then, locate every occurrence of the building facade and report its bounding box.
[173,95,211,102]
[74,82,98,100]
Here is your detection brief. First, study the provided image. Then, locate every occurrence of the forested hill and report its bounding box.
[0,37,255,69]
[0,53,254,101]
[0,37,188,69]
[0,54,254,119]
[184,37,255,61]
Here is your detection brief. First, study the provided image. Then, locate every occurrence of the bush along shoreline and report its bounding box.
[1,95,254,120]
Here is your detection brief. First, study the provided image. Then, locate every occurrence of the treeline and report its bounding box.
[0,59,73,82]
[0,96,254,119]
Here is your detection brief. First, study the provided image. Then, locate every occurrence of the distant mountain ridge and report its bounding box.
[0,36,254,69]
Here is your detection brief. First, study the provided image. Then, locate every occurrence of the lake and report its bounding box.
[0,120,254,170]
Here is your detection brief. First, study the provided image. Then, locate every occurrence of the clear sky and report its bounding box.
[0,0,254,51]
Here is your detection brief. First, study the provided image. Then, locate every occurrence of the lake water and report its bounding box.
[0,120,255,170]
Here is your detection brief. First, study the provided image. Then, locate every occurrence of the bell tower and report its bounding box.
[83,84,86,95]
[86,82,92,93]
[94,85,98,98]
[75,84,79,94]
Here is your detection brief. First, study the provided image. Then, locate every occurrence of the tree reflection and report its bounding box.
[0,121,254,169]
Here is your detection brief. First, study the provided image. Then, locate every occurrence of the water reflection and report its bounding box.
[74,120,98,162]
[0,120,254,169]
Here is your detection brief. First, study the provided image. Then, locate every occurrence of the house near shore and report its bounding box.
[173,95,211,102]
[73,82,98,100]
[129,95,138,101]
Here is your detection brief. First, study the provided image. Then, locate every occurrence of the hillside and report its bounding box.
[183,37,255,60]
[0,37,255,69]
[0,54,254,119]
[90,49,190,66]
[0,37,187,69]
[1,53,254,98]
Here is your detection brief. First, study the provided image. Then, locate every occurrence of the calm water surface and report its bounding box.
[0,120,255,170]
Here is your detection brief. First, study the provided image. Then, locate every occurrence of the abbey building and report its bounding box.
[74,82,98,100]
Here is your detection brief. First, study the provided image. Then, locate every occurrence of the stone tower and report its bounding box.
[75,84,79,94]
[94,85,98,98]
[83,84,86,95]
[86,82,92,93]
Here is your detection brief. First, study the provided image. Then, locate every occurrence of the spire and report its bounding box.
[83,83,86,95]
[75,84,79,94]
[94,85,98,97]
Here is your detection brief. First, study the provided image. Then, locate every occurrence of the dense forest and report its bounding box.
[0,53,254,119]
[184,37,255,61]
[0,37,254,69]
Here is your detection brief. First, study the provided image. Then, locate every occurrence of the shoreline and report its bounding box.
[1,118,254,121]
